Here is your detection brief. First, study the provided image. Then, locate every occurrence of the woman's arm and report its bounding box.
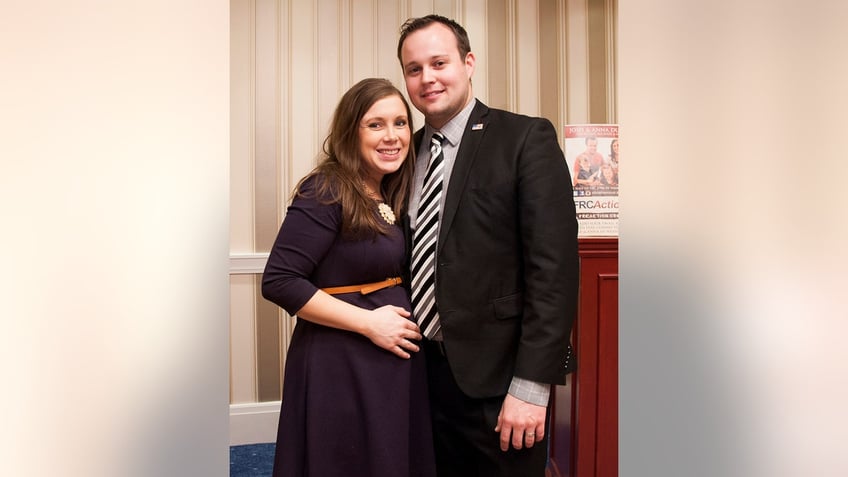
[293,291,421,358]
[261,178,420,358]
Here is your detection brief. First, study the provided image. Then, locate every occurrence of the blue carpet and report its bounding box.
[230,443,275,477]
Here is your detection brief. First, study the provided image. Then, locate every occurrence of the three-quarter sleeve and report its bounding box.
[261,177,342,316]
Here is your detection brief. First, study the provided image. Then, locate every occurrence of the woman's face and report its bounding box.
[612,140,619,155]
[358,94,411,183]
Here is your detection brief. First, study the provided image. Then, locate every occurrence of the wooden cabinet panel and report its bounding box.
[548,238,618,477]
[595,273,618,477]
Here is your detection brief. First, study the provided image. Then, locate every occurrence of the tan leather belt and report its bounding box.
[321,276,402,295]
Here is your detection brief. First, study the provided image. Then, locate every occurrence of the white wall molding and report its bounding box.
[515,0,540,116]
[566,0,590,123]
[230,401,281,445]
[557,0,568,131]
[505,0,517,111]
[230,253,270,274]
[605,0,617,123]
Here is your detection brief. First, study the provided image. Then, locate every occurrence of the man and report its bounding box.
[397,15,579,477]
[572,136,605,183]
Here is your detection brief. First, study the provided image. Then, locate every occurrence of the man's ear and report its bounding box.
[464,51,476,80]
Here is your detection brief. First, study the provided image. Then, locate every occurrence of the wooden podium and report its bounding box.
[548,237,618,477]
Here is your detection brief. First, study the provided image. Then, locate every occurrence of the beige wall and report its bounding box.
[3,1,231,474]
[228,0,617,444]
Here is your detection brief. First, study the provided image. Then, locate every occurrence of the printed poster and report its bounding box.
[563,124,619,237]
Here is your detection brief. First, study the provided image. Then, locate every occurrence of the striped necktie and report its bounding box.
[411,132,445,339]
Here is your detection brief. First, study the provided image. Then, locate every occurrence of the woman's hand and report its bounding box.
[363,305,422,358]
[293,293,422,358]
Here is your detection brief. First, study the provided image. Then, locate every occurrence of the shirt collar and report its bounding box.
[424,98,477,148]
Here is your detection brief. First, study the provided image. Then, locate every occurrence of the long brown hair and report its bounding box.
[294,78,415,238]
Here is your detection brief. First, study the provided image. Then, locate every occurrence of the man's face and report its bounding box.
[586,139,598,154]
[400,23,475,129]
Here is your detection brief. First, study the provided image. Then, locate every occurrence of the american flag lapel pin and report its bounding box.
[471,123,484,131]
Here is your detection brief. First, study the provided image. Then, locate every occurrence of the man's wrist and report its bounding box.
[508,377,551,406]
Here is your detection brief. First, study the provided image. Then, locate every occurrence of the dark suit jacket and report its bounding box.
[411,100,579,399]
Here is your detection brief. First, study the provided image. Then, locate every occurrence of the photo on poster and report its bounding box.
[563,124,619,237]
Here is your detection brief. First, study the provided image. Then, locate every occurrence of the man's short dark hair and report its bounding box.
[397,14,471,65]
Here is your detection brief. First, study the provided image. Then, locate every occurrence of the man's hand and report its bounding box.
[494,393,547,451]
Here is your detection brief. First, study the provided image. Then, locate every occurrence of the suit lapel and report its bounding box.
[413,128,425,150]
[438,101,490,253]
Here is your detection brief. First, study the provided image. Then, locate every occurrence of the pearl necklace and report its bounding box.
[362,181,396,225]
[377,202,396,225]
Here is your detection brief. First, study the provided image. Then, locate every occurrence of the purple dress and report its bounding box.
[262,176,436,477]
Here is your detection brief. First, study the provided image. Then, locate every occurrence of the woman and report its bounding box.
[608,138,619,173]
[262,78,436,477]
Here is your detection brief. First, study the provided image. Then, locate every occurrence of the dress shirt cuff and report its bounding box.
[507,377,551,407]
